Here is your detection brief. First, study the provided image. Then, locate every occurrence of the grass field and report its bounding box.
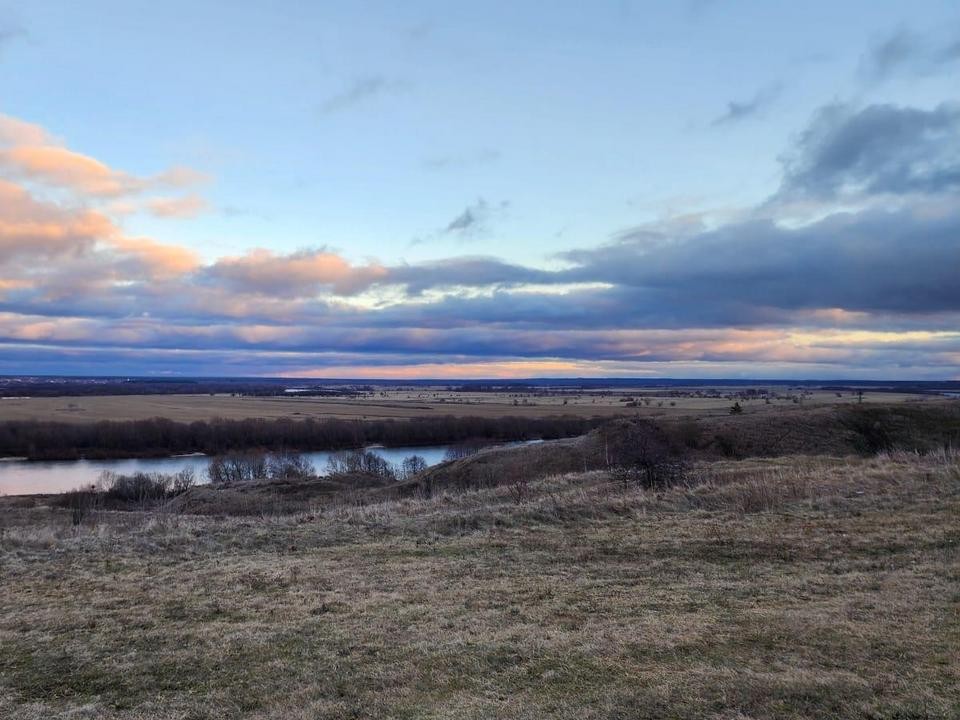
[1,451,957,718]
[0,388,933,424]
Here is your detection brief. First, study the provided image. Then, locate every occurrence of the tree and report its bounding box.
[400,454,428,479]
[326,449,395,481]
[207,452,268,484]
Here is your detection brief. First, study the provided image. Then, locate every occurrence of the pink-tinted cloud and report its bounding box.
[145,194,210,219]
[0,114,207,200]
[0,179,109,259]
[208,248,389,297]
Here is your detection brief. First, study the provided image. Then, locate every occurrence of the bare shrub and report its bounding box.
[507,476,529,504]
[207,452,268,484]
[103,471,172,503]
[58,487,103,526]
[171,467,196,494]
[266,451,315,481]
[443,443,485,461]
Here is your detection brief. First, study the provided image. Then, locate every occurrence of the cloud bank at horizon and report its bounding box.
[1,96,959,379]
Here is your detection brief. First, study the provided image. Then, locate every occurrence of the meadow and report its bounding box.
[1,450,958,719]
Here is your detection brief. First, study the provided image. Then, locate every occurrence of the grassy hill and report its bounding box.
[1,448,958,718]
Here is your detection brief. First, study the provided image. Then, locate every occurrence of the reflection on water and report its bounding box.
[0,445,454,496]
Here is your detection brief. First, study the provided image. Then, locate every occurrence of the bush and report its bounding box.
[58,488,102,526]
[102,471,172,503]
[713,433,741,458]
[443,442,486,461]
[677,418,704,449]
[601,419,687,489]
[266,451,315,481]
[54,468,195,519]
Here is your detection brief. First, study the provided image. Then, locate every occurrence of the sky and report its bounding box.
[0,0,958,379]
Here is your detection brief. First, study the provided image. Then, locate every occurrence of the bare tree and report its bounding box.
[399,454,428,480]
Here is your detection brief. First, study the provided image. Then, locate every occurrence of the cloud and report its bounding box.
[860,27,920,82]
[557,203,960,323]
[859,26,960,82]
[712,84,781,126]
[3,99,960,378]
[0,179,109,261]
[319,76,409,114]
[0,145,148,196]
[205,248,388,297]
[778,102,960,200]
[109,236,201,277]
[0,114,208,199]
[445,206,478,233]
[388,257,551,295]
[442,198,508,238]
[146,194,210,219]
[0,116,50,146]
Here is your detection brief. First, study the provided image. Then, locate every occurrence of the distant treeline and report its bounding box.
[0,414,612,460]
[4,376,960,398]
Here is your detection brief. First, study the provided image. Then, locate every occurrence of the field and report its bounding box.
[1,450,958,719]
[0,387,933,424]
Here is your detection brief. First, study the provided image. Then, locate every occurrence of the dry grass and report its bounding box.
[1,452,958,718]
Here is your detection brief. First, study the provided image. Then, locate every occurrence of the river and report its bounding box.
[0,445,457,496]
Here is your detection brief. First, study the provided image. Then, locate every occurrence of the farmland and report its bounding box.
[0,386,935,424]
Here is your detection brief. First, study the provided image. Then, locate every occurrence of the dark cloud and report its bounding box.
[388,257,549,295]
[445,206,478,233]
[442,198,508,238]
[712,84,781,126]
[559,205,960,322]
[860,27,920,82]
[778,102,960,199]
[319,76,409,114]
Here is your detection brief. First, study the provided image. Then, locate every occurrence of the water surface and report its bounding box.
[0,445,454,496]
